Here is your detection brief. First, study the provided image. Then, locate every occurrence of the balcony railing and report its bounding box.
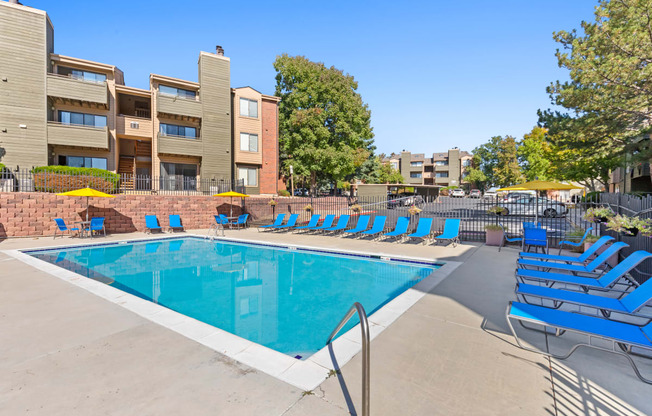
[47,121,109,149]
[47,73,108,106]
[157,132,203,156]
[117,115,153,139]
[156,93,202,118]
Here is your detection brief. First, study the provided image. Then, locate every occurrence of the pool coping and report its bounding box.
[3,234,462,391]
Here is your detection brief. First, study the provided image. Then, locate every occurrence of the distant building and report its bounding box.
[385,148,473,188]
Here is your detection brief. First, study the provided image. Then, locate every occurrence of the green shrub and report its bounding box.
[485,224,503,231]
[278,190,291,197]
[0,163,4,171]
[32,165,119,193]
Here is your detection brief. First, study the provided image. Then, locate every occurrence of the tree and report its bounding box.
[472,136,523,187]
[464,155,488,190]
[518,126,552,181]
[274,54,375,194]
[548,0,652,159]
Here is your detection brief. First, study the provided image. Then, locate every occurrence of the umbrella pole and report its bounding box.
[86,196,89,222]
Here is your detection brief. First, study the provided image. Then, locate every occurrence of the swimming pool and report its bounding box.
[27,237,440,359]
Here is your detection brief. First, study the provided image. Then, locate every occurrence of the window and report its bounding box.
[239,98,258,118]
[410,172,422,178]
[390,162,399,170]
[238,167,258,186]
[160,162,197,191]
[58,67,106,83]
[240,133,258,152]
[58,155,107,170]
[435,161,448,166]
[435,172,449,178]
[462,159,472,167]
[58,111,107,128]
[159,85,196,100]
[159,123,197,138]
[410,161,423,167]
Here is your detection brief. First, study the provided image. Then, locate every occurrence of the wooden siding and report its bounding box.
[0,2,49,168]
[47,123,109,150]
[116,115,153,139]
[157,133,203,157]
[156,94,202,118]
[198,53,232,180]
[46,74,108,106]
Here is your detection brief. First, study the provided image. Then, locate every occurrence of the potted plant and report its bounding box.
[606,215,652,236]
[487,206,506,216]
[350,204,362,213]
[582,234,600,253]
[304,204,313,212]
[583,207,615,223]
[408,205,422,216]
[268,199,277,217]
[485,224,504,246]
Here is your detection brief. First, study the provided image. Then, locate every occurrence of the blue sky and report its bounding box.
[30,0,597,155]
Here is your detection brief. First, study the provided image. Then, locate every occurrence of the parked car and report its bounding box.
[503,191,536,203]
[483,190,497,200]
[294,188,309,196]
[496,196,568,218]
[387,194,424,209]
[450,188,466,198]
[468,189,482,198]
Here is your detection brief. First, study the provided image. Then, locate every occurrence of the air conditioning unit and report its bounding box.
[130,122,139,129]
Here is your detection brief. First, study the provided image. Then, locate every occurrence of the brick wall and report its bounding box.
[260,99,279,194]
[0,193,285,238]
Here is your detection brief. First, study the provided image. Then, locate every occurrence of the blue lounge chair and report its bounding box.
[523,221,542,229]
[557,227,594,255]
[145,215,163,234]
[433,218,461,247]
[308,215,336,232]
[168,215,184,232]
[53,218,79,239]
[271,214,299,230]
[322,215,351,234]
[259,214,286,231]
[85,217,106,238]
[359,216,387,240]
[383,217,410,241]
[343,215,371,237]
[517,242,628,274]
[498,223,522,252]
[516,263,652,323]
[406,217,433,244]
[515,250,650,293]
[519,235,615,264]
[506,301,652,384]
[230,214,249,230]
[294,214,321,232]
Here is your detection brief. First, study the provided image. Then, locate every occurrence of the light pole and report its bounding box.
[290,164,294,196]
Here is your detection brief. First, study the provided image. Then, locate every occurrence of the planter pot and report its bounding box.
[485,229,504,246]
[595,244,619,268]
[592,217,609,224]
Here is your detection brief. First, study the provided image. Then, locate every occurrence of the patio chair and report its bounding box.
[406,217,433,244]
[145,215,163,234]
[322,215,351,234]
[517,242,628,274]
[307,215,337,232]
[53,218,80,239]
[523,221,542,229]
[359,216,387,240]
[433,218,461,247]
[557,227,594,255]
[498,223,522,252]
[209,214,229,236]
[293,214,321,232]
[84,217,106,238]
[519,235,615,264]
[515,250,650,293]
[506,301,652,384]
[383,216,410,242]
[270,213,298,230]
[230,214,249,230]
[343,215,371,237]
[259,214,286,231]
[168,215,184,233]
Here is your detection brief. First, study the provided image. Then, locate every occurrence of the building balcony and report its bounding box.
[632,163,651,179]
[156,93,202,119]
[116,115,153,139]
[157,133,203,157]
[47,74,108,108]
[434,164,449,171]
[47,122,109,150]
[423,172,434,179]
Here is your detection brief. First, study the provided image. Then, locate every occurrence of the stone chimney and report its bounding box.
[216,45,224,56]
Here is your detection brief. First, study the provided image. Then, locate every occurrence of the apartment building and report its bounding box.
[388,148,473,187]
[0,0,280,194]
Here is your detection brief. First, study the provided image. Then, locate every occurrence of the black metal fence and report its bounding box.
[0,169,244,195]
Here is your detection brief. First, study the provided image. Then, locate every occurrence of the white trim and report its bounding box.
[3,234,461,391]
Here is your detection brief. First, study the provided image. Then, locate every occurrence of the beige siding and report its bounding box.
[46,74,108,105]
[0,2,49,168]
[233,87,263,166]
[116,115,153,139]
[156,93,202,118]
[47,123,109,149]
[158,133,203,157]
[198,52,231,180]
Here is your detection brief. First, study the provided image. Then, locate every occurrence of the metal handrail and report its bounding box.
[327,302,370,416]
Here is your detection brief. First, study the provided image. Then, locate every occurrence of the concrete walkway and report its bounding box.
[1,230,650,415]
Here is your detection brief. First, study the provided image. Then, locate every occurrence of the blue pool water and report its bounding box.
[29,237,440,358]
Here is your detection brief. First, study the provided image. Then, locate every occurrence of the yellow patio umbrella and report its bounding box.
[213,191,250,218]
[57,187,116,222]
[496,180,583,223]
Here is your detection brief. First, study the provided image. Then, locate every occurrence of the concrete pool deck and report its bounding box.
[1,229,651,415]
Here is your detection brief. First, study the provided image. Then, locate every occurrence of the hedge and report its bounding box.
[32,165,120,193]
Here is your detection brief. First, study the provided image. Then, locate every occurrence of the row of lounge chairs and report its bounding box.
[145,215,185,233]
[506,236,652,383]
[258,213,461,246]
